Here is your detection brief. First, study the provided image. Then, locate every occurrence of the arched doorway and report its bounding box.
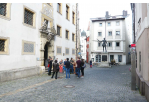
[44,42,49,67]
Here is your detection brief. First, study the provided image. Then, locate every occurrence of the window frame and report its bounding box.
[107,22,111,26]
[108,42,112,47]
[22,40,35,55]
[65,29,69,40]
[99,23,102,27]
[72,11,75,24]
[72,49,75,55]
[116,42,120,47]
[66,4,70,20]
[65,47,69,55]
[0,3,11,20]
[0,36,9,55]
[98,32,102,36]
[57,3,62,14]
[56,46,62,55]
[108,31,112,36]
[116,31,120,36]
[118,55,122,62]
[23,6,36,28]
[72,33,75,41]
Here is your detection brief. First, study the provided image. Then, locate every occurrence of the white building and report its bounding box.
[89,11,132,65]
[0,3,79,82]
[80,30,86,60]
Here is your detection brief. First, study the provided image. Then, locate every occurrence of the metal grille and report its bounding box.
[57,47,61,53]
[0,40,5,51]
[66,49,69,54]
[57,26,60,36]
[24,9,33,26]
[0,3,7,16]
[24,43,34,52]
[66,31,68,39]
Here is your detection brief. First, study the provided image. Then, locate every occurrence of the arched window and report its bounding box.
[95,55,101,62]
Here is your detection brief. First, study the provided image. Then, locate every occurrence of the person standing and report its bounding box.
[76,57,82,78]
[51,60,59,79]
[65,58,70,79]
[59,59,63,73]
[70,58,74,74]
[81,59,85,78]
[48,58,53,75]
[63,59,66,73]
[90,60,92,68]
[73,59,76,74]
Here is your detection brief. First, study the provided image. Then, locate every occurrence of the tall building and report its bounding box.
[131,3,149,101]
[0,3,79,82]
[80,30,86,60]
[89,11,132,65]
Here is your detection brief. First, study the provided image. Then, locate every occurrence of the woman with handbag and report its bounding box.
[51,60,59,79]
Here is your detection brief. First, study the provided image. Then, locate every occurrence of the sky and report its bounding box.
[79,2,132,32]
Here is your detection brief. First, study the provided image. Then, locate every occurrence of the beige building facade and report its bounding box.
[131,3,149,101]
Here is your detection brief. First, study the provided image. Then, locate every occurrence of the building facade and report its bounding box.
[80,30,86,60]
[89,11,131,65]
[131,3,149,101]
[0,3,79,82]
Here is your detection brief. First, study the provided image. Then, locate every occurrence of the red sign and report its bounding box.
[131,44,136,47]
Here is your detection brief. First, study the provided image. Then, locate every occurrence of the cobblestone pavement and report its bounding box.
[0,64,147,102]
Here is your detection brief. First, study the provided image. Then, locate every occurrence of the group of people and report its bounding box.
[47,57,86,79]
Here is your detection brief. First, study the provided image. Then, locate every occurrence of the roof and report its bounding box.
[90,14,130,22]
[81,30,86,37]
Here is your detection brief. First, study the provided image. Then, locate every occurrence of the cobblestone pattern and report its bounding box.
[0,64,147,102]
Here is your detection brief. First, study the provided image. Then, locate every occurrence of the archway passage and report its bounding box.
[44,43,48,67]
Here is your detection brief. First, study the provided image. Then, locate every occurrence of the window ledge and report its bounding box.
[65,38,69,40]
[0,15,11,21]
[22,23,36,29]
[66,18,70,21]
[57,11,62,15]
[56,35,62,38]
[72,23,75,25]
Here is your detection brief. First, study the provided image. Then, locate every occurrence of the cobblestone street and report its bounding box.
[0,64,147,102]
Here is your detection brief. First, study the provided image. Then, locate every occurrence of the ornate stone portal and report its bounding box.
[39,21,56,66]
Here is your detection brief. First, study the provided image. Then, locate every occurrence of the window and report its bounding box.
[47,3,52,6]
[110,55,114,62]
[57,46,62,55]
[0,39,5,51]
[96,55,101,62]
[65,48,69,55]
[108,31,112,36]
[72,33,75,41]
[22,40,35,55]
[116,42,120,47]
[24,9,34,26]
[72,12,75,24]
[0,37,9,55]
[98,32,102,36]
[108,42,112,47]
[99,23,102,26]
[92,58,94,62]
[57,26,61,36]
[72,49,75,55]
[118,55,122,62]
[116,21,120,26]
[98,42,101,47]
[57,3,61,13]
[116,31,120,35]
[66,5,70,20]
[0,3,7,16]
[108,22,111,26]
[66,30,69,39]
[44,19,48,29]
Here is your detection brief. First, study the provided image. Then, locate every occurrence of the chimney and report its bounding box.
[105,11,109,18]
[123,10,127,16]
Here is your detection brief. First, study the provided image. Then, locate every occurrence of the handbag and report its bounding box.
[48,64,50,67]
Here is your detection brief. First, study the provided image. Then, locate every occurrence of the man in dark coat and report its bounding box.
[51,60,59,79]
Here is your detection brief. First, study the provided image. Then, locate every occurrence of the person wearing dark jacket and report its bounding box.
[81,59,85,78]
[51,60,59,79]
[90,60,92,68]
[65,58,70,79]
[76,57,82,78]
[48,58,53,75]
